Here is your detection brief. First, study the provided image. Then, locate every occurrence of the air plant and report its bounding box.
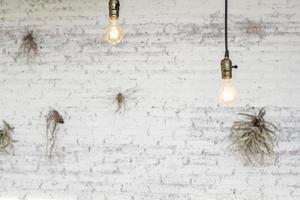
[111,87,138,113]
[19,31,38,61]
[115,92,126,112]
[46,110,64,159]
[230,108,278,164]
[0,121,16,153]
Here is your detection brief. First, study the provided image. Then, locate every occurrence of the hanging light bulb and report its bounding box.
[218,0,238,106]
[218,55,238,105]
[106,0,124,45]
[106,17,124,45]
[219,79,237,106]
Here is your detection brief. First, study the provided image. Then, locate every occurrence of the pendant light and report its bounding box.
[218,0,238,106]
[105,0,124,45]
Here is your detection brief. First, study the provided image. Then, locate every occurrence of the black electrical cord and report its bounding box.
[224,0,238,69]
[225,0,229,57]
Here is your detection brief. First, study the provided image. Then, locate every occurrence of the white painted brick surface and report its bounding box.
[0,0,300,199]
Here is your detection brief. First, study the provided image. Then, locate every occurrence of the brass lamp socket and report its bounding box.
[221,56,233,79]
[109,0,120,19]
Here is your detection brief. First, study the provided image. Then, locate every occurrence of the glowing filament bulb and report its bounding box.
[218,79,237,106]
[105,18,124,45]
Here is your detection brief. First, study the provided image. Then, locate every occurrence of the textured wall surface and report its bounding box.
[0,0,300,199]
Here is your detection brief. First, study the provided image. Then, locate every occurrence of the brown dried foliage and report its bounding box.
[112,87,138,113]
[46,110,64,158]
[19,31,38,60]
[0,121,16,153]
[115,92,126,113]
[230,108,278,164]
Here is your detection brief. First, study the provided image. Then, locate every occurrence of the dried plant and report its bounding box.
[0,121,16,153]
[46,110,64,159]
[19,31,38,61]
[115,92,126,112]
[110,87,138,113]
[230,108,278,164]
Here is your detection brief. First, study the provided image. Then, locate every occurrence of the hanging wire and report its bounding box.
[225,0,229,57]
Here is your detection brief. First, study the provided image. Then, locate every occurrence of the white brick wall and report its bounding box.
[0,0,300,199]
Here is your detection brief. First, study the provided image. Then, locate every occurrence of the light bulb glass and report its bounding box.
[105,18,124,45]
[218,79,237,106]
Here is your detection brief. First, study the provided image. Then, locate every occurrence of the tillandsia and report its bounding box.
[46,110,64,159]
[0,121,16,153]
[230,108,278,164]
[111,86,138,113]
[115,92,126,113]
[19,31,38,61]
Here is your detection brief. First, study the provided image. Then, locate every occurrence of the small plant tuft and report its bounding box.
[111,86,138,113]
[46,110,64,159]
[19,31,38,62]
[230,108,278,164]
[0,121,16,154]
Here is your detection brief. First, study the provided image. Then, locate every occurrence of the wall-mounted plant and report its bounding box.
[230,108,278,164]
[112,87,138,113]
[0,121,16,154]
[19,31,38,62]
[46,110,64,159]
